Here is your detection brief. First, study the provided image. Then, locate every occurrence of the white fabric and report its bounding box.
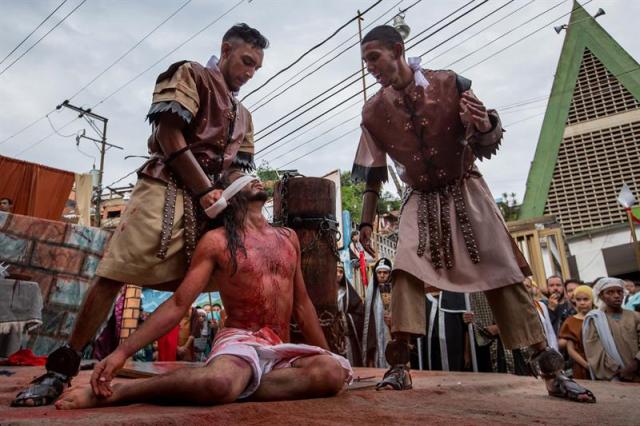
[582,310,626,379]
[407,57,429,89]
[205,175,257,219]
[593,277,625,310]
[206,54,239,97]
[362,281,390,368]
[535,300,558,350]
[375,264,391,272]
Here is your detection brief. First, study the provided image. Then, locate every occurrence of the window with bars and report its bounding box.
[544,121,640,235]
[566,49,640,125]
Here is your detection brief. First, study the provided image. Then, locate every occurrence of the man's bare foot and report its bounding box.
[55,386,109,410]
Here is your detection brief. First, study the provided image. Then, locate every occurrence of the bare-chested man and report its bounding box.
[55,176,352,409]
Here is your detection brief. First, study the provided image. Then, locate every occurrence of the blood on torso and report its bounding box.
[211,227,297,342]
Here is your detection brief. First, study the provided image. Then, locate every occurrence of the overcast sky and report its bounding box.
[1,0,638,202]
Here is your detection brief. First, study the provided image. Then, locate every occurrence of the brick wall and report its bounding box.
[120,285,142,342]
[0,211,111,355]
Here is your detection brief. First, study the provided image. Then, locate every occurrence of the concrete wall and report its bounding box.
[568,227,633,282]
[0,211,111,355]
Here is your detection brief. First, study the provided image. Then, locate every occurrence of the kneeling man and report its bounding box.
[56,176,352,409]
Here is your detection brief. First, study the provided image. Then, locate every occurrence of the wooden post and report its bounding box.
[273,176,345,355]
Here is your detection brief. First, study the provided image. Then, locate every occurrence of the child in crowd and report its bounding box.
[559,285,593,379]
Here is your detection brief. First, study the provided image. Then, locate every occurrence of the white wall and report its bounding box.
[568,227,634,282]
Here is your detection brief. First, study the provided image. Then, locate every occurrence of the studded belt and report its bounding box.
[407,176,480,270]
[157,176,201,265]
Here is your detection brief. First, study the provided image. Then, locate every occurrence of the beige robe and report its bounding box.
[583,310,640,381]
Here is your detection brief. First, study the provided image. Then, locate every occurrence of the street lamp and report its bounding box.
[392,12,411,40]
[554,8,605,34]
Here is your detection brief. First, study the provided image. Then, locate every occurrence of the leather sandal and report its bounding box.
[376,365,413,391]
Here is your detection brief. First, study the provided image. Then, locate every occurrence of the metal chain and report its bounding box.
[278,173,289,227]
[290,309,346,356]
[300,218,341,259]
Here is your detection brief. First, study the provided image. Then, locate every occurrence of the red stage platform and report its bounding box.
[1,366,637,425]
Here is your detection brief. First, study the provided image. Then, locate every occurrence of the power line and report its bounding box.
[14,116,81,156]
[255,96,362,158]
[3,0,246,157]
[425,0,535,67]
[263,113,361,164]
[460,0,594,73]
[247,0,423,112]
[241,0,384,101]
[91,0,246,109]
[0,0,69,67]
[253,0,487,141]
[443,0,568,68]
[275,127,360,169]
[270,2,594,169]
[68,0,193,101]
[1,0,194,146]
[0,0,88,76]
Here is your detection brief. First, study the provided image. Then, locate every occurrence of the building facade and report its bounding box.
[520,2,640,282]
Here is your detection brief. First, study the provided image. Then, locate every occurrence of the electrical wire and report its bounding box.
[68,0,193,101]
[247,0,423,112]
[0,0,69,67]
[253,0,488,141]
[241,0,384,101]
[0,0,88,76]
[443,0,568,68]
[255,96,362,157]
[263,113,361,164]
[1,1,193,145]
[91,0,246,109]
[459,0,594,73]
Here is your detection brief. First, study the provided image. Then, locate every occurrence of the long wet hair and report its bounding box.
[208,176,251,275]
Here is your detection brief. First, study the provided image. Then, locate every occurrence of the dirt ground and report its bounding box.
[1,366,638,425]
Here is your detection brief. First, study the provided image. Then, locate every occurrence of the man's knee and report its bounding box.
[194,371,238,405]
[305,356,346,395]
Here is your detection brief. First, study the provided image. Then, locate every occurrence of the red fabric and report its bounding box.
[157,325,180,362]
[5,349,47,366]
[0,155,74,220]
[359,251,368,287]
[627,208,640,225]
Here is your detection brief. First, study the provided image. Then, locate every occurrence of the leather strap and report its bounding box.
[166,149,213,197]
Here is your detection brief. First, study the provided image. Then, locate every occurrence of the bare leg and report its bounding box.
[68,277,124,351]
[250,355,348,402]
[55,355,253,409]
[13,278,182,408]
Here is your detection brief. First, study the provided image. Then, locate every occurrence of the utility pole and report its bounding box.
[357,10,368,102]
[56,100,123,227]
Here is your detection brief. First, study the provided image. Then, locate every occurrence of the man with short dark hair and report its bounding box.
[12,23,269,407]
[55,176,351,409]
[544,276,576,334]
[351,25,594,402]
[0,197,13,213]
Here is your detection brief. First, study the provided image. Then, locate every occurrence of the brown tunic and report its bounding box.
[559,315,589,380]
[352,69,529,292]
[139,60,255,184]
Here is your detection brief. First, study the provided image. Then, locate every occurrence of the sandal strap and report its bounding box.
[11,371,71,407]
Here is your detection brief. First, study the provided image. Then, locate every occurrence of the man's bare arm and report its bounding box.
[289,231,330,350]
[118,235,217,358]
[359,180,381,256]
[90,234,219,397]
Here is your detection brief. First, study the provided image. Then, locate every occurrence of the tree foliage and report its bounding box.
[497,192,520,222]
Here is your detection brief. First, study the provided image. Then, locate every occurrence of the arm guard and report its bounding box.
[165,148,213,197]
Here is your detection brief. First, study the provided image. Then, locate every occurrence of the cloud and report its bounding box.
[1,0,638,201]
